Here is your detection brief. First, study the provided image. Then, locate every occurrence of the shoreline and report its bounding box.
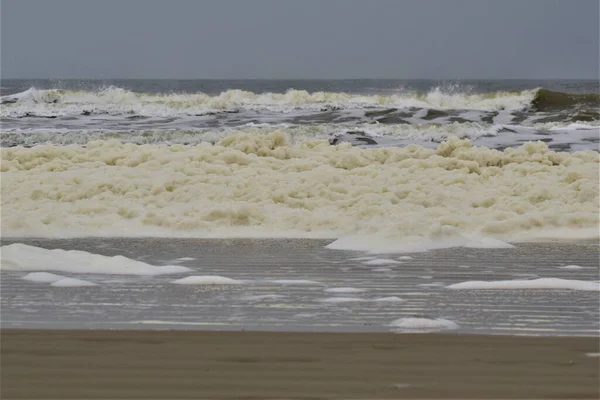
[2,323,600,337]
[2,329,598,399]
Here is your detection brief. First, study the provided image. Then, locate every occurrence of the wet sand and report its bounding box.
[1,329,598,399]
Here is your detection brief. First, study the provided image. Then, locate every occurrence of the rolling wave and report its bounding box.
[531,89,600,112]
[1,85,537,116]
[2,86,597,150]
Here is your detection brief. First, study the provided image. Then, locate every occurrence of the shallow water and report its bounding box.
[1,238,598,336]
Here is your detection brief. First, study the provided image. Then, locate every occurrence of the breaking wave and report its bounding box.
[531,89,600,112]
[1,85,537,116]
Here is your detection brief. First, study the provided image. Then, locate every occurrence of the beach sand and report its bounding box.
[1,329,598,399]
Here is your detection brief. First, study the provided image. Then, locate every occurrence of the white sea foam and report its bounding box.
[446,278,599,291]
[50,277,96,287]
[549,123,599,131]
[2,133,598,253]
[559,265,585,270]
[374,296,404,302]
[348,256,378,261]
[389,317,458,330]
[327,235,516,254]
[21,272,66,283]
[362,259,402,266]
[0,243,190,275]
[324,287,366,293]
[397,256,413,260]
[512,273,539,278]
[171,275,242,285]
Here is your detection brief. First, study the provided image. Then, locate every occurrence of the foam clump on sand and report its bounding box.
[50,278,96,287]
[389,317,458,330]
[1,243,190,276]
[21,272,66,283]
[171,275,242,285]
[447,278,599,291]
[2,134,598,253]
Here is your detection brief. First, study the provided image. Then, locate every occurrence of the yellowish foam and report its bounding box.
[1,132,598,251]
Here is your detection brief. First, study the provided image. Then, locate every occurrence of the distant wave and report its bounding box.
[1,85,537,115]
[3,87,597,136]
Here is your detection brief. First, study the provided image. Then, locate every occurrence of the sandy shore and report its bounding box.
[1,329,598,399]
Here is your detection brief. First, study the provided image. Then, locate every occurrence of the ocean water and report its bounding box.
[1,79,599,334]
[1,238,598,335]
[1,79,599,150]
[1,79,599,247]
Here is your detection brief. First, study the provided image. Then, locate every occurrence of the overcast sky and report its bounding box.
[1,0,598,79]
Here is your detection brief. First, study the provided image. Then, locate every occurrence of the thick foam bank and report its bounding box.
[2,133,598,253]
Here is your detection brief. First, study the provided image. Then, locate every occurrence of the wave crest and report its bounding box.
[531,89,600,112]
[1,85,537,114]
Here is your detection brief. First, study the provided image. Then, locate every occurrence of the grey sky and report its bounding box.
[1,0,598,79]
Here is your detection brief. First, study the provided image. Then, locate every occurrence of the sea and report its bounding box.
[1,79,599,334]
[1,79,599,150]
